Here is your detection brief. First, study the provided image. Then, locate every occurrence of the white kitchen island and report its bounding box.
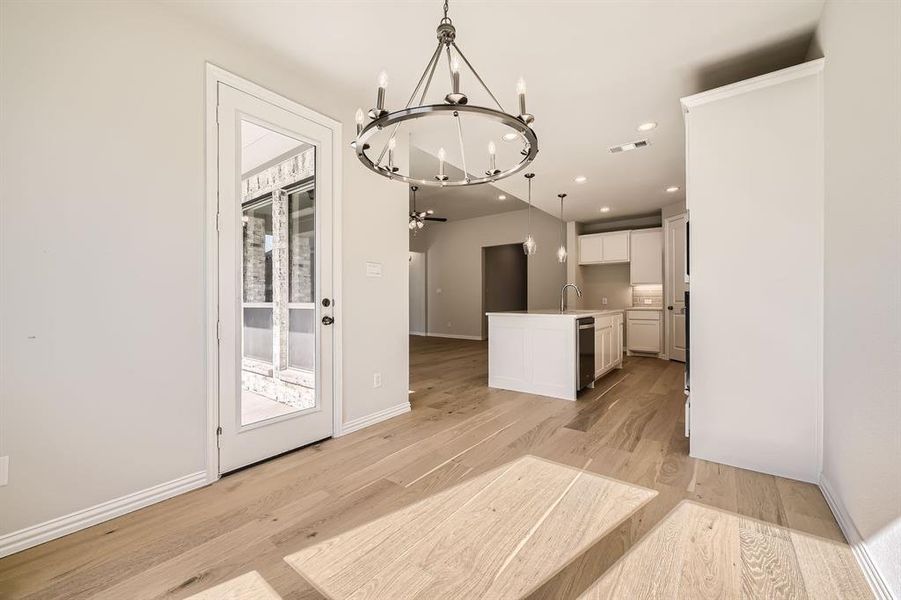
[486,310,624,401]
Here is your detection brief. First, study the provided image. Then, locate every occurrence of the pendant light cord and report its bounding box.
[528,176,533,230]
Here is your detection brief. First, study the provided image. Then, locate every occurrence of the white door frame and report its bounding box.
[204,64,343,483]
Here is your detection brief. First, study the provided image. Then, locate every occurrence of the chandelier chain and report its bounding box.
[443,0,450,22]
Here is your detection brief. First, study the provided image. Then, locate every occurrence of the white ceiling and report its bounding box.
[169,0,824,222]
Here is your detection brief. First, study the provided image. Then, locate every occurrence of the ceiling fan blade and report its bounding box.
[424,216,448,222]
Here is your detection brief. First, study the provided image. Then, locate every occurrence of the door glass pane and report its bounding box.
[240,119,316,425]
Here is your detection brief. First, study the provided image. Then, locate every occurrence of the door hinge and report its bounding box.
[215,104,221,124]
[216,211,221,232]
[216,320,221,341]
[216,425,222,448]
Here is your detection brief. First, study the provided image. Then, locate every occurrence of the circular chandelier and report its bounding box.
[353,0,538,187]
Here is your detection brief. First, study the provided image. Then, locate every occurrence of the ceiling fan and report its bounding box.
[409,185,447,231]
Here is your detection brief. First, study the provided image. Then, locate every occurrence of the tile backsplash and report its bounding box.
[632,284,663,308]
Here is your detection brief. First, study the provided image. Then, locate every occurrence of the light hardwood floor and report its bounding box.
[0,336,870,599]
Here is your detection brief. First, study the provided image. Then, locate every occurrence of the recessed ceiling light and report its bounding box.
[502,132,519,142]
[666,186,680,193]
[599,206,611,213]
[638,122,657,132]
[498,195,507,200]
[574,176,587,184]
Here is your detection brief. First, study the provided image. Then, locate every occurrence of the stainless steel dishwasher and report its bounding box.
[577,317,595,391]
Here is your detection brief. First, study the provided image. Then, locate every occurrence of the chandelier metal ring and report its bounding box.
[355,104,538,187]
[352,0,538,188]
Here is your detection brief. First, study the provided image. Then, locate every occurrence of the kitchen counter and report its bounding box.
[485,309,625,318]
[486,309,624,401]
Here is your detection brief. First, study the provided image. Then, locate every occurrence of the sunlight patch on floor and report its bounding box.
[185,571,282,600]
[284,455,656,599]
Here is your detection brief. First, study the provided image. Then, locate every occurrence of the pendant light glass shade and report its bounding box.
[556,244,567,263]
[523,173,537,256]
[556,192,567,263]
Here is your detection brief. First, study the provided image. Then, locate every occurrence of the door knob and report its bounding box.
[322,315,334,326]
[667,306,674,310]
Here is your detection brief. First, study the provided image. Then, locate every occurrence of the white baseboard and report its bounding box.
[409,331,426,336]
[0,471,208,559]
[426,332,484,341]
[337,401,411,437]
[819,475,893,599]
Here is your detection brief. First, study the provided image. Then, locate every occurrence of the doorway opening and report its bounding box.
[409,251,427,336]
[481,243,528,339]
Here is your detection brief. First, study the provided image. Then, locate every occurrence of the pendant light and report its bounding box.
[523,173,537,256]
[556,193,568,263]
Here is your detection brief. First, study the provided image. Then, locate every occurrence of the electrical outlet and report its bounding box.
[602,297,608,305]
[372,372,382,388]
[0,456,8,487]
[447,321,452,328]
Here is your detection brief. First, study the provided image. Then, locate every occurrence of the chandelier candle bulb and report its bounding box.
[355,108,364,135]
[517,78,527,115]
[488,141,498,174]
[388,137,397,171]
[451,59,460,94]
[437,147,447,180]
[369,71,388,119]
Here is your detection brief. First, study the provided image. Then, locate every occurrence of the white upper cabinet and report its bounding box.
[578,235,603,264]
[629,228,663,284]
[601,231,630,262]
[578,231,630,265]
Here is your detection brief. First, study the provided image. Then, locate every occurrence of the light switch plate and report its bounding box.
[0,456,8,487]
[365,261,383,277]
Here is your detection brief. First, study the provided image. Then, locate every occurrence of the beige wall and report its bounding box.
[411,208,565,339]
[811,0,901,594]
[0,1,408,539]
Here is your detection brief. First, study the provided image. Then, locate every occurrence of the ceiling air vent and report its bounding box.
[609,139,650,154]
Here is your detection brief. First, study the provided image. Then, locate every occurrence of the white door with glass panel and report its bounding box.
[217,83,335,473]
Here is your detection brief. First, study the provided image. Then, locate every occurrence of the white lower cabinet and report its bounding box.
[594,313,624,379]
[626,310,662,354]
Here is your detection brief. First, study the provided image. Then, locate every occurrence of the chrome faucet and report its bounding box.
[560,283,582,313]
